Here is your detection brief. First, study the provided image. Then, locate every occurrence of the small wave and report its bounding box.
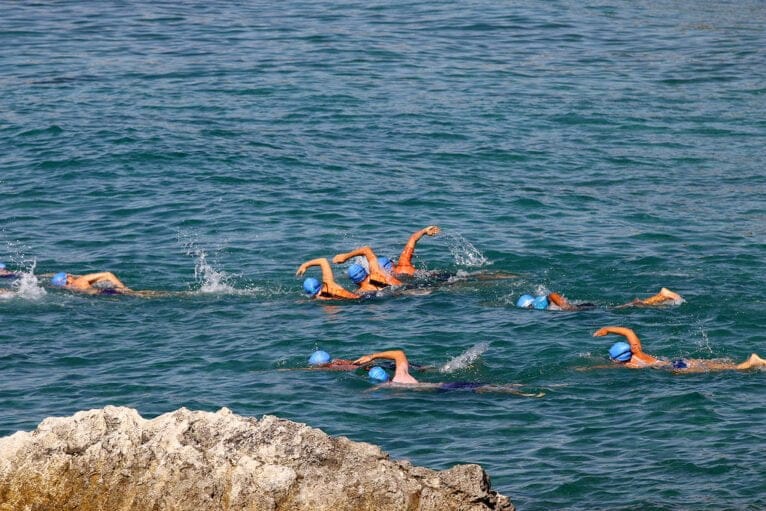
[439,342,490,373]
[444,234,489,267]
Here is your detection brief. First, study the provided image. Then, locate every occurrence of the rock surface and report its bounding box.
[0,406,513,511]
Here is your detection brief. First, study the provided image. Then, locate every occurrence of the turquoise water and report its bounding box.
[2,1,765,509]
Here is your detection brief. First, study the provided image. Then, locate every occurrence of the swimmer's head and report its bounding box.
[532,295,549,310]
[368,366,389,383]
[378,257,394,273]
[348,264,368,284]
[302,277,322,297]
[516,294,535,308]
[51,272,68,287]
[308,350,331,366]
[609,341,632,363]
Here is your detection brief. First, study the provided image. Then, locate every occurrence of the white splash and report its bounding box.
[439,342,490,373]
[694,327,714,355]
[12,260,47,300]
[445,234,489,267]
[193,250,236,294]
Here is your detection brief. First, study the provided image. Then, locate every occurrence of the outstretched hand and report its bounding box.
[593,328,609,337]
[424,225,440,236]
[353,354,373,366]
[332,254,346,264]
[296,264,307,276]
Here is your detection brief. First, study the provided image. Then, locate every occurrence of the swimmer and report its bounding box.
[48,271,160,296]
[515,293,591,311]
[516,288,683,311]
[333,226,441,282]
[296,349,430,373]
[331,246,400,291]
[351,349,543,396]
[305,350,361,371]
[614,287,684,308]
[594,326,766,372]
[0,263,19,279]
[388,225,441,276]
[296,258,360,300]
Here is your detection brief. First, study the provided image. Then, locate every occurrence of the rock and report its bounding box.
[0,406,513,511]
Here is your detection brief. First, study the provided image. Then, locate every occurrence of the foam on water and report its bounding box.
[439,342,490,373]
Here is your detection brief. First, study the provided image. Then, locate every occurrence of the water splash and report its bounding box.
[193,250,236,294]
[439,342,490,373]
[12,260,47,300]
[693,326,714,355]
[444,234,489,267]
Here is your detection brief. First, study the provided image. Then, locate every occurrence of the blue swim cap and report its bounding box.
[0,263,5,270]
[303,277,321,297]
[532,295,549,310]
[378,257,393,273]
[368,366,389,383]
[348,264,368,284]
[516,294,535,308]
[308,350,331,366]
[609,341,632,362]
[51,272,68,287]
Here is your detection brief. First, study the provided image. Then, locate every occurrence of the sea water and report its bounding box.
[1,2,765,509]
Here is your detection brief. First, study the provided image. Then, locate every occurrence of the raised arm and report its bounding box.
[333,246,401,286]
[332,247,374,265]
[353,349,417,383]
[296,258,359,300]
[593,326,644,355]
[296,258,334,281]
[395,225,440,275]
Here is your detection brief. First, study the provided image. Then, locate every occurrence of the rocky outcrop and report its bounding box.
[0,406,513,511]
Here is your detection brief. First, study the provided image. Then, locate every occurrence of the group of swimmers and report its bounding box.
[292,226,766,386]
[296,225,441,299]
[3,224,766,386]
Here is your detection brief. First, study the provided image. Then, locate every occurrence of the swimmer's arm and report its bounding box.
[548,292,576,310]
[593,326,645,354]
[333,247,401,285]
[332,247,373,265]
[296,258,324,276]
[395,226,440,273]
[353,350,410,367]
[297,258,359,299]
[296,258,336,283]
[78,272,131,290]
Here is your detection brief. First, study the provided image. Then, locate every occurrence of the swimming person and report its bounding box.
[351,349,543,396]
[516,288,683,311]
[305,350,361,371]
[332,246,402,291]
[0,263,18,279]
[594,326,766,372]
[613,287,684,308]
[334,225,441,280]
[296,258,361,300]
[48,271,162,296]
